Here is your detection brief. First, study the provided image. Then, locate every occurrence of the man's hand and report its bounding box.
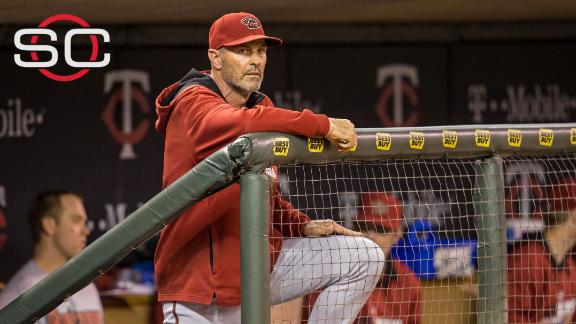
[303,219,362,237]
[326,118,357,152]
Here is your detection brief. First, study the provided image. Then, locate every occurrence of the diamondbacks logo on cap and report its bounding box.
[240,16,261,29]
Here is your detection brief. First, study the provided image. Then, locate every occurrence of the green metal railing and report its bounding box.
[1,124,575,324]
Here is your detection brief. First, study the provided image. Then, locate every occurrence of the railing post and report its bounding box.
[474,157,508,324]
[240,172,271,324]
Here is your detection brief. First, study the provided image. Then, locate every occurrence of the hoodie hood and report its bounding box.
[155,68,266,134]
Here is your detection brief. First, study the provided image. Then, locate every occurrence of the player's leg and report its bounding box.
[270,235,385,323]
[162,301,241,324]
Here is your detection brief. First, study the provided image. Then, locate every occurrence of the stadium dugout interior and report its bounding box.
[1,123,576,324]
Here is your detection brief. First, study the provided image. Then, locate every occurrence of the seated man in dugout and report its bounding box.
[0,191,104,323]
[302,192,423,324]
[507,178,576,323]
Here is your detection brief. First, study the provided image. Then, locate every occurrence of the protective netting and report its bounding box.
[504,154,576,324]
[268,153,576,324]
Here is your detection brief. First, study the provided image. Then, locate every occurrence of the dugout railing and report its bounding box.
[1,124,576,324]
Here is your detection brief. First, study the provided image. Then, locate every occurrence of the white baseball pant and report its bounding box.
[162,235,385,324]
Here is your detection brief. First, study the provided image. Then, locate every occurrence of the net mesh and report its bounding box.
[504,154,576,324]
[267,153,576,324]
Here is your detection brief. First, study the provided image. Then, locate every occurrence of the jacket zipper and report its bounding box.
[209,226,214,273]
[209,226,217,301]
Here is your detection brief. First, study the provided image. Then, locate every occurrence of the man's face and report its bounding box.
[52,194,90,260]
[219,39,267,95]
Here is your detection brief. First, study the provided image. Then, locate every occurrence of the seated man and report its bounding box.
[0,191,103,324]
[507,179,576,323]
[302,192,423,324]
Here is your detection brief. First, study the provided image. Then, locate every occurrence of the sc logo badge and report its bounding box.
[14,14,110,82]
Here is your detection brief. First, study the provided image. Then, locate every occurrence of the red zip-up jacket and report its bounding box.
[154,69,331,306]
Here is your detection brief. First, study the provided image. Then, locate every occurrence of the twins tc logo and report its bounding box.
[101,70,151,160]
[374,64,420,127]
[240,16,261,29]
[13,14,110,82]
[505,162,546,220]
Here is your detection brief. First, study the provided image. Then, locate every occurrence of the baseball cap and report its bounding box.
[209,12,282,49]
[356,192,403,232]
[548,178,576,212]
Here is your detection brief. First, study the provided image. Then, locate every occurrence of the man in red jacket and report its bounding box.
[302,192,423,324]
[507,178,576,323]
[154,12,386,324]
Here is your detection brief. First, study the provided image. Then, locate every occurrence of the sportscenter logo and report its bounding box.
[13,14,110,82]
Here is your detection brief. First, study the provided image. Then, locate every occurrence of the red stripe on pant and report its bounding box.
[172,302,179,324]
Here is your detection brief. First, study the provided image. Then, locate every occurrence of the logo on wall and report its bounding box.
[404,190,451,226]
[1,98,46,139]
[468,84,576,123]
[374,64,420,127]
[13,14,110,82]
[273,91,322,113]
[505,162,547,239]
[0,185,7,252]
[505,162,546,220]
[101,70,151,160]
[86,202,142,233]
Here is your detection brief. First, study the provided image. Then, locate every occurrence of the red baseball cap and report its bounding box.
[357,192,403,232]
[548,178,576,212]
[209,12,282,49]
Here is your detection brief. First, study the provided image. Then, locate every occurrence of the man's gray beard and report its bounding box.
[231,78,262,95]
[222,70,262,95]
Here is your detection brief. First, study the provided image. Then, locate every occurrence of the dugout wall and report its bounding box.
[1,124,576,323]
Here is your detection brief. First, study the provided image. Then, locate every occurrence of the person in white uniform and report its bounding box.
[0,191,103,324]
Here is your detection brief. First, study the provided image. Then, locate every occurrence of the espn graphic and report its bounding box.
[13,14,110,82]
